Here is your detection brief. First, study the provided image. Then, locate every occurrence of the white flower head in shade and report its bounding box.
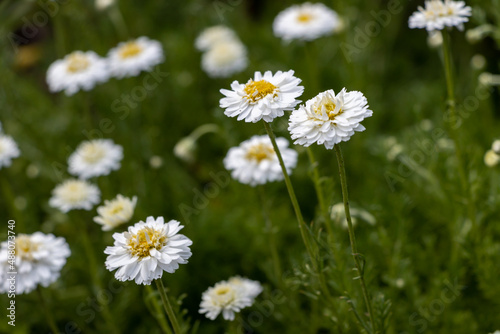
[289,88,373,149]
[224,135,298,186]
[46,50,109,96]
[68,139,123,179]
[273,2,341,42]
[49,179,101,213]
[199,280,253,321]
[107,37,164,79]
[0,134,20,169]
[195,25,238,51]
[0,232,71,294]
[227,276,263,301]
[408,0,471,31]
[201,40,248,78]
[94,195,137,231]
[220,70,304,123]
[104,217,192,285]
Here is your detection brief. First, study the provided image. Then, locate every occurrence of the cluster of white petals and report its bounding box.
[409,0,471,31]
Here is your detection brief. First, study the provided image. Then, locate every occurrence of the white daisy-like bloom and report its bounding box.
[93,195,137,231]
[227,276,263,301]
[104,217,192,285]
[46,50,109,96]
[0,232,71,294]
[220,70,304,123]
[68,139,123,179]
[0,134,20,169]
[107,37,164,79]
[273,2,341,42]
[195,25,238,51]
[199,280,253,321]
[49,179,101,213]
[484,149,500,168]
[288,88,373,149]
[408,0,471,32]
[201,40,248,78]
[224,135,298,187]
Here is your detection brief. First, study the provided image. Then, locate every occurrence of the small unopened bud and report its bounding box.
[484,149,500,167]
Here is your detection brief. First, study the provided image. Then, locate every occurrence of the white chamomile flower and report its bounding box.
[46,50,109,96]
[104,217,192,285]
[68,139,123,179]
[288,88,373,149]
[199,280,253,321]
[94,195,137,231]
[107,37,164,79]
[195,25,238,51]
[220,70,304,123]
[227,276,263,301]
[0,134,20,169]
[224,135,297,186]
[409,0,471,32]
[201,40,248,78]
[0,232,71,294]
[49,179,101,213]
[273,2,341,42]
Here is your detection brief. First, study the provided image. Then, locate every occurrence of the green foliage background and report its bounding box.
[1,0,500,333]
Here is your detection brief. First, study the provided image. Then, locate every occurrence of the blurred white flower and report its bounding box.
[484,149,500,168]
[470,54,486,70]
[199,278,260,321]
[0,232,70,294]
[0,134,20,169]
[46,50,109,95]
[220,70,304,123]
[427,31,443,48]
[409,0,471,31]
[466,24,494,43]
[201,40,248,78]
[149,155,163,169]
[94,194,137,231]
[479,73,500,87]
[68,139,123,179]
[95,0,114,10]
[288,88,372,149]
[227,276,263,301]
[173,137,197,163]
[492,140,500,154]
[273,2,341,42]
[330,203,376,229]
[49,179,101,213]
[104,217,192,285]
[195,25,238,51]
[224,135,297,186]
[107,37,164,79]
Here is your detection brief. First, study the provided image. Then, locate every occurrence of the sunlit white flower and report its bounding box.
[49,179,101,213]
[484,149,500,168]
[94,195,137,231]
[220,70,303,123]
[195,26,238,51]
[199,280,253,321]
[68,139,123,179]
[0,232,71,294]
[46,50,109,95]
[202,40,248,78]
[224,135,297,186]
[273,2,341,42]
[288,88,373,149]
[409,0,471,32]
[107,37,164,79]
[228,276,263,301]
[104,217,192,285]
[0,134,20,169]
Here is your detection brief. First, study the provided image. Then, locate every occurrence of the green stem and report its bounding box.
[155,279,182,334]
[145,284,173,334]
[334,144,376,333]
[0,173,23,231]
[306,147,333,232]
[109,5,129,40]
[37,287,59,334]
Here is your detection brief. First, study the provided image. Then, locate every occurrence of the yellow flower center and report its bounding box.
[244,80,278,103]
[15,235,39,261]
[66,52,90,73]
[119,42,143,59]
[109,203,124,215]
[246,143,275,162]
[128,227,167,258]
[297,13,313,23]
[314,100,343,121]
[60,181,87,203]
[80,142,106,164]
[216,287,230,295]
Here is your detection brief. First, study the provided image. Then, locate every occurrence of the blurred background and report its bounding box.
[1,0,500,333]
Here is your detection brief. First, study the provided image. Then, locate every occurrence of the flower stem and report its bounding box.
[334,144,376,333]
[36,286,59,334]
[145,284,173,334]
[155,279,182,334]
